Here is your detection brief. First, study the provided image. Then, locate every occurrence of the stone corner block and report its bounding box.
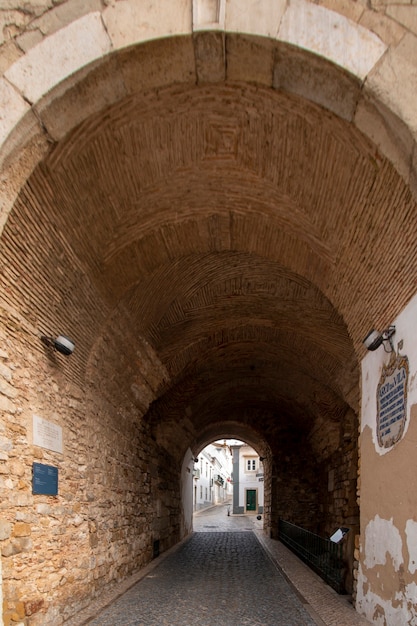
[0,79,30,149]
[0,518,12,540]
[194,31,225,83]
[278,0,387,80]
[226,33,274,86]
[35,56,127,142]
[273,44,361,121]
[104,0,192,50]
[386,5,417,38]
[225,0,286,38]
[117,37,196,97]
[4,13,111,104]
[354,92,414,183]
[366,33,417,139]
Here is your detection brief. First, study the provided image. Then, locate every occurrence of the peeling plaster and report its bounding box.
[406,520,417,575]
[356,570,417,626]
[358,516,417,624]
[404,582,417,624]
[360,291,417,621]
[364,515,403,571]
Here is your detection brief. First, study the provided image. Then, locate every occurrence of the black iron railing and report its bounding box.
[278,519,347,593]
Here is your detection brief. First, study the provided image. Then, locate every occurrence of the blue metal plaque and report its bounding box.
[32,462,58,495]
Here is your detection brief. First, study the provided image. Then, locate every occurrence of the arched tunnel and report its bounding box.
[0,9,417,624]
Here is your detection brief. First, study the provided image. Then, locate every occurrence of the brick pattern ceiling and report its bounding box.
[6,80,417,446]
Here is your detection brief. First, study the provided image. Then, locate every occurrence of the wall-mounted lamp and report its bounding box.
[41,335,75,356]
[363,326,395,353]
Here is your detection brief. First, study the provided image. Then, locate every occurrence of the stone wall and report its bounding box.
[313,408,359,537]
[268,403,359,535]
[268,405,359,595]
[269,420,320,535]
[0,309,181,626]
[0,195,180,625]
[316,409,360,595]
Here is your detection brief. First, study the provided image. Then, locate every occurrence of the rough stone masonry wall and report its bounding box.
[269,406,359,539]
[0,202,179,625]
[269,425,320,536]
[0,311,180,626]
[270,406,359,593]
[0,313,180,626]
[310,408,359,537]
[305,406,359,595]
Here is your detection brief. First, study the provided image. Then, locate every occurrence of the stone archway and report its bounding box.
[180,422,272,536]
[0,2,417,624]
[1,0,416,228]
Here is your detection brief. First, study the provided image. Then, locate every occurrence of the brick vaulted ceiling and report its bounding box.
[4,58,417,451]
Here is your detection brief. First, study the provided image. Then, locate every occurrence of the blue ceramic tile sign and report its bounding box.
[32,462,58,495]
[377,355,409,449]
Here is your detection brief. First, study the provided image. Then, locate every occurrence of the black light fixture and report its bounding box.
[363,326,395,353]
[41,334,75,356]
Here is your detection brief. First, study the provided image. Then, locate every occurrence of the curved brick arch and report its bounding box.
[0,0,416,235]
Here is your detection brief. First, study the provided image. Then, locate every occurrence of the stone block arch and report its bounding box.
[0,0,416,234]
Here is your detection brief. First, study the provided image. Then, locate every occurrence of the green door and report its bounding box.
[246,489,257,511]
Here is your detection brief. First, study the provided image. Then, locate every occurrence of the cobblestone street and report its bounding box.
[86,530,317,626]
[70,504,370,626]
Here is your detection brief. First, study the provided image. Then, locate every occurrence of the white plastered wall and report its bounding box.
[180,449,194,537]
[238,445,264,511]
[358,292,417,624]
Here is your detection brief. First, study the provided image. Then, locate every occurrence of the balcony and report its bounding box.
[214,474,224,486]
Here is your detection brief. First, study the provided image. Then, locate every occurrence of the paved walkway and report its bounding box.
[68,504,371,626]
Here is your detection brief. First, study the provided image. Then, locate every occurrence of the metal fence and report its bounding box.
[278,519,347,593]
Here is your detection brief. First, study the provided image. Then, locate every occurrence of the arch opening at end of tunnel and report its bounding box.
[177,412,359,598]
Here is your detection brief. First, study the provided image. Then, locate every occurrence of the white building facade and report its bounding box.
[231,443,264,515]
[193,442,232,511]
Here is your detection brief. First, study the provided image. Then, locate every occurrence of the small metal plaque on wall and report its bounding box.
[32,462,58,496]
[377,355,409,448]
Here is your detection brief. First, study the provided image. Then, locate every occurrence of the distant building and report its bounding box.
[231,443,264,515]
[193,442,233,511]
